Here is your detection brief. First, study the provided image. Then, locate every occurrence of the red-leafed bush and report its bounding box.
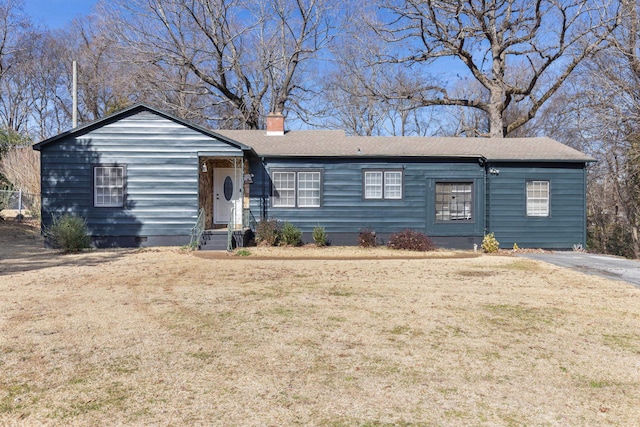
[387,229,436,251]
[358,229,377,248]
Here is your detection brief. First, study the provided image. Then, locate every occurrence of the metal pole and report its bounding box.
[72,61,78,128]
[18,189,22,218]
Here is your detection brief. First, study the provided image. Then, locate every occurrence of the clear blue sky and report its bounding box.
[24,0,97,29]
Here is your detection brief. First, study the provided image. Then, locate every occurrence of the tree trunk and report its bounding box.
[487,88,505,138]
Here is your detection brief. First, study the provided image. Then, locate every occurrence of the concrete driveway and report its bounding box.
[517,252,640,288]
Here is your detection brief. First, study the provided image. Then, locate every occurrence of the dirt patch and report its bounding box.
[0,220,135,276]
[1,222,640,425]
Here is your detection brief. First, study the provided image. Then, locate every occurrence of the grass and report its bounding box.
[1,232,640,425]
[235,248,251,256]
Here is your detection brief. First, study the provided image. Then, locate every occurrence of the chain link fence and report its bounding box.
[0,189,40,220]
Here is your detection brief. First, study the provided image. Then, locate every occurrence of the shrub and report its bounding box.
[358,228,377,248]
[46,214,91,253]
[281,222,302,246]
[312,225,328,247]
[387,229,436,251]
[482,232,500,253]
[255,218,281,246]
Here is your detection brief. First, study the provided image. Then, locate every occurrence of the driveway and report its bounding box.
[517,252,640,288]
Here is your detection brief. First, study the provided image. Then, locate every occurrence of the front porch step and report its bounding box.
[198,229,253,250]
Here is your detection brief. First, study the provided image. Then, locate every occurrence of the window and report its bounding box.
[435,182,473,221]
[297,172,321,207]
[527,180,549,217]
[272,171,296,207]
[94,166,125,208]
[363,170,403,199]
[272,170,322,208]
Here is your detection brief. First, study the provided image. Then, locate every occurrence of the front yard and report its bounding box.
[1,221,639,425]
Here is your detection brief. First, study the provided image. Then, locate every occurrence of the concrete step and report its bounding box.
[199,231,229,251]
[198,230,252,250]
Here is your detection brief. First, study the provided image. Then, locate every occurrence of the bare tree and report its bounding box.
[0,145,39,205]
[369,0,620,137]
[544,0,640,257]
[101,0,340,129]
[0,0,33,133]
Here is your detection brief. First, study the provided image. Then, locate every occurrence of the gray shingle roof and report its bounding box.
[215,130,594,162]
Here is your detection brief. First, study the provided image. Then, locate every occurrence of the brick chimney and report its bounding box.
[266,111,285,136]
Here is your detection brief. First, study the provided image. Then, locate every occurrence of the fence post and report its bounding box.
[18,189,23,218]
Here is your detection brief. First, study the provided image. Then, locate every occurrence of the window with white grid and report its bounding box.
[384,171,403,199]
[297,172,321,207]
[526,180,549,217]
[272,170,322,208]
[94,166,125,208]
[364,170,403,199]
[272,171,296,207]
[364,171,383,199]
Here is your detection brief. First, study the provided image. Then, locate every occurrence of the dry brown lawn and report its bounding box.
[1,221,640,426]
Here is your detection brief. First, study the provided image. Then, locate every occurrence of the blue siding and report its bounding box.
[40,111,242,241]
[39,108,589,249]
[487,162,587,249]
[249,158,486,238]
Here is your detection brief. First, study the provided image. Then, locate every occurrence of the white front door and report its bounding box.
[214,168,242,226]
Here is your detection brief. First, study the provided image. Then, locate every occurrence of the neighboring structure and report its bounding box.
[33,104,594,249]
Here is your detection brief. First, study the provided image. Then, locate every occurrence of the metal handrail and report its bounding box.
[243,208,258,232]
[189,208,205,250]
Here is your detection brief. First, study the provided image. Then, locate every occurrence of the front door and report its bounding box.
[214,168,242,226]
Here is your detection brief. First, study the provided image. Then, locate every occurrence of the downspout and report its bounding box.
[483,158,489,235]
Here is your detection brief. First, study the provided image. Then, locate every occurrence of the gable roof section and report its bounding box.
[216,130,595,162]
[32,103,253,153]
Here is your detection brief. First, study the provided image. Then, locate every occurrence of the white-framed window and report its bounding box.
[297,171,321,207]
[272,171,296,207]
[435,182,473,221]
[272,170,322,208]
[526,180,550,217]
[364,171,383,199]
[363,170,403,199]
[94,166,125,208]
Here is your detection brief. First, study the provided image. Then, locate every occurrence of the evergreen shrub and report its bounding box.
[46,214,91,253]
[482,232,500,253]
[312,225,328,247]
[281,222,302,246]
